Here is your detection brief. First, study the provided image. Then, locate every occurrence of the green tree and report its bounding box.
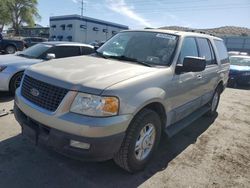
[0,0,11,31]
[6,0,41,35]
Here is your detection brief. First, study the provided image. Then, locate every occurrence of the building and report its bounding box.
[221,36,250,54]
[7,24,50,38]
[49,15,129,43]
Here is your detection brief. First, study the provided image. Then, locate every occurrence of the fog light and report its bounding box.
[70,140,90,149]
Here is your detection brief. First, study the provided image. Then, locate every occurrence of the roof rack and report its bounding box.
[185,29,216,36]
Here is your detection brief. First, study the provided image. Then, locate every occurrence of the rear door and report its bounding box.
[196,37,219,105]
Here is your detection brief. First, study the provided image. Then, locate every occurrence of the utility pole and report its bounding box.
[81,0,84,17]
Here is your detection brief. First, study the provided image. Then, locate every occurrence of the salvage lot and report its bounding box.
[0,88,250,188]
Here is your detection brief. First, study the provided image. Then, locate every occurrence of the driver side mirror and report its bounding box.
[175,56,206,74]
[45,53,56,60]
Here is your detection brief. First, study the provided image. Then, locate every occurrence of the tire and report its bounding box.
[205,87,221,117]
[5,45,16,54]
[114,109,162,173]
[9,72,24,95]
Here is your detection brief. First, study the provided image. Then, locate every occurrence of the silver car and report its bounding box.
[14,30,229,172]
[0,42,94,94]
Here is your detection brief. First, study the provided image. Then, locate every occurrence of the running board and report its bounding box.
[165,106,210,138]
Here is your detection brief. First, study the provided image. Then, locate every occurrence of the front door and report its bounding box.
[170,37,205,123]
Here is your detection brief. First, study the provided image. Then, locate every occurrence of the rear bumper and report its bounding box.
[14,104,125,161]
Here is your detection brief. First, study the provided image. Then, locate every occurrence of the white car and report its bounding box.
[0,42,94,94]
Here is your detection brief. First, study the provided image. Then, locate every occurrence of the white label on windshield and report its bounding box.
[156,33,176,40]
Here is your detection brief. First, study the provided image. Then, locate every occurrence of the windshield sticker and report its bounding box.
[156,33,176,40]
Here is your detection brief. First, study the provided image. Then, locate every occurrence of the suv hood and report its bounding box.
[0,54,42,66]
[26,55,158,94]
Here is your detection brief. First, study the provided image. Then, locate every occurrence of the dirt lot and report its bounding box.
[0,88,250,188]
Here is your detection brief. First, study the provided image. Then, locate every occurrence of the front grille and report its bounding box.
[21,75,68,112]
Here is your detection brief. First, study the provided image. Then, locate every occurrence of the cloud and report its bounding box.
[71,0,88,4]
[106,0,152,27]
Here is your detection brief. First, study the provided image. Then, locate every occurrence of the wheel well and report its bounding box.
[217,81,224,94]
[143,102,167,131]
[9,71,24,90]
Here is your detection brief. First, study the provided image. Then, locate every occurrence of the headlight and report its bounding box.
[70,93,119,117]
[0,66,7,72]
[242,72,250,76]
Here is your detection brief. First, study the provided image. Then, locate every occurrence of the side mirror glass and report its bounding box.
[46,53,56,60]
[176,56,206,74]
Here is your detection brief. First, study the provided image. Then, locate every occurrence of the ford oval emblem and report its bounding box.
[30,88,39,97]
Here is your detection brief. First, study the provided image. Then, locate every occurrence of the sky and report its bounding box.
[37,0,250,29]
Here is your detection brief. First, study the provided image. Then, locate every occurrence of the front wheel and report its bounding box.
[206,88,221,117]
[114,109,162,173]
[9,72,24,95]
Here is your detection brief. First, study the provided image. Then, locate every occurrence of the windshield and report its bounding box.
[230,56,250,66]
[97,31,178,66]
[18,43,52,59]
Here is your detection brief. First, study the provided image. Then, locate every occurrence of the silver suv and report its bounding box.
[14,30,229,172]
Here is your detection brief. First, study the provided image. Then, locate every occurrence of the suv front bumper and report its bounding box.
[14,88,133,161]
[14,104,125,161]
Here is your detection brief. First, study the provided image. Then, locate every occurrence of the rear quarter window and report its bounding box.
[214,40,229,64]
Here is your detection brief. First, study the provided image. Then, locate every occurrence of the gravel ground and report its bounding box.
[0,88,249,188]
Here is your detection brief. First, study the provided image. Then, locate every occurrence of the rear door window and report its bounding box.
[214,40,229,64]
[47,46,81,58]
[179,37,199,64]
[196,38,216,65]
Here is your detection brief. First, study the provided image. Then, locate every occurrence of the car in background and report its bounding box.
[23,37,48,48]
[228,55,250,87]
[0,38,25,54]
[228,51,248,57]
[0,41,95,94]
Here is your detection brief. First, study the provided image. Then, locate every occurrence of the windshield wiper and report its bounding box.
[107,55,153,67]
[17,53,33,58]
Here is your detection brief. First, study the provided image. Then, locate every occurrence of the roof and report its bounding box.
[50,15,129,30]
[122,29,223,40]
[42,41,94,48]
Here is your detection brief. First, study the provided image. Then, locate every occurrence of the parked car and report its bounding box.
[14,30,229,172]
[23,37,48,48]
[228,55,250,87]
[0,41,94,94]
[228,51,248,57]
[0,38,25,54]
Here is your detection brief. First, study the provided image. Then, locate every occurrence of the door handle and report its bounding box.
[197,74,202,79]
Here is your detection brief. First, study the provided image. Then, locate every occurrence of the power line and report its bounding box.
[135,5,250,13]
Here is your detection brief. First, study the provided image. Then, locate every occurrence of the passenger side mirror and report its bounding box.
[45,53,56,60]
[175,56,206,74]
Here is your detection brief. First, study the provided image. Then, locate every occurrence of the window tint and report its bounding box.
[214,40,229,64]
[82,46,94,55]
[179,37,198,64]
[47,46,81,58]
[196,38,215,65]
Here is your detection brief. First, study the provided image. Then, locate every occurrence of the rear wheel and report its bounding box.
[9,72,24,95]
[114,109,162,173]
[5,45,16,54]
[206,87,221,117]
